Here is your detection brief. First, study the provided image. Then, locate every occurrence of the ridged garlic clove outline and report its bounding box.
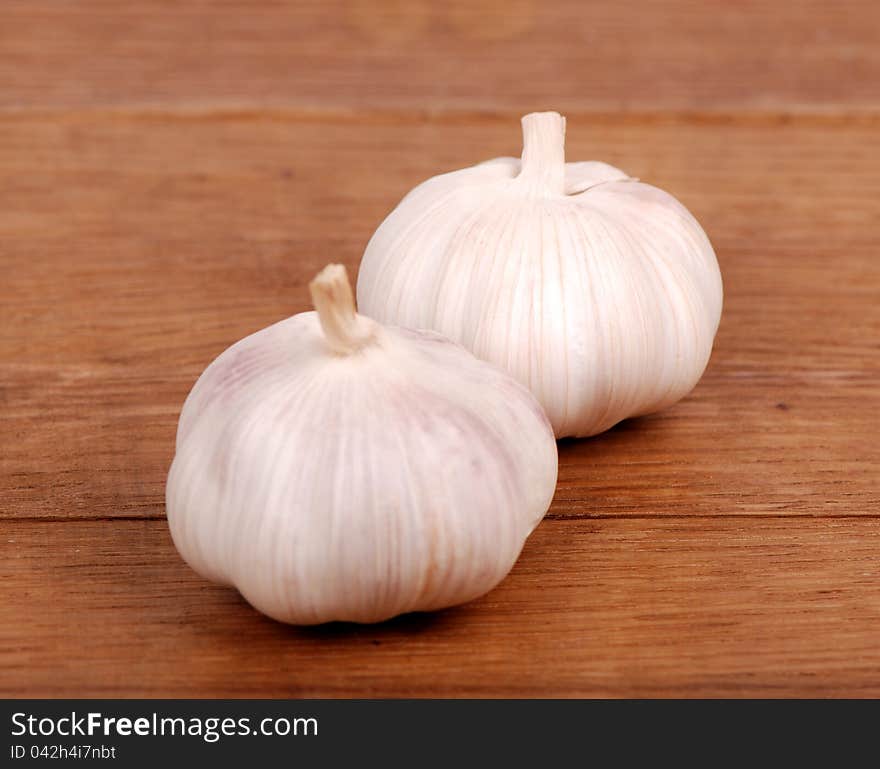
[357,111,723,438]
[166,265,558,625]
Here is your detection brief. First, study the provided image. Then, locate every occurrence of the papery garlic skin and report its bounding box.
[356,112,723,438]
[166,265,558,625]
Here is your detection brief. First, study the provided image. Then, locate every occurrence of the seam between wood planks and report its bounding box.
[2,513,879,524]
[1,105,879,127]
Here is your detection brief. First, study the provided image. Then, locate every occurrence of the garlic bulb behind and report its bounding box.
[357,111,723,438]
[166,265,558,625]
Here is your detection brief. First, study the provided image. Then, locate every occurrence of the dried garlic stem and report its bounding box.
[309,264,376,354]
[519,111,567,195]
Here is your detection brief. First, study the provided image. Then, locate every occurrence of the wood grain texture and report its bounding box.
[2,518,879,697]
[2,1,879,113]
[2,1,879,698]
[2,114,878,521]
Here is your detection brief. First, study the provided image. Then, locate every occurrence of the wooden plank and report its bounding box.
[1,1,879,113]
[2,114,877,520]
[2,517,878,697]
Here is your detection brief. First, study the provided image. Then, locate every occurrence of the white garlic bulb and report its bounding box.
[166,265,558,625]
[357,111,723,438]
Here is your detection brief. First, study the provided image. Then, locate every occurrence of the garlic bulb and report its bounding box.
[356,111,723,438]
[166,265,558,625]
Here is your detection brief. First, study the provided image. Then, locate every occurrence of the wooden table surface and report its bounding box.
[2,1,879,698]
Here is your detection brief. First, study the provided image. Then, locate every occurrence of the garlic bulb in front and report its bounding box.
[357,111,723,438]
[166,265,558,625]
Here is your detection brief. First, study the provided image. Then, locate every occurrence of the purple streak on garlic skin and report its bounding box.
[166,265,558,625]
